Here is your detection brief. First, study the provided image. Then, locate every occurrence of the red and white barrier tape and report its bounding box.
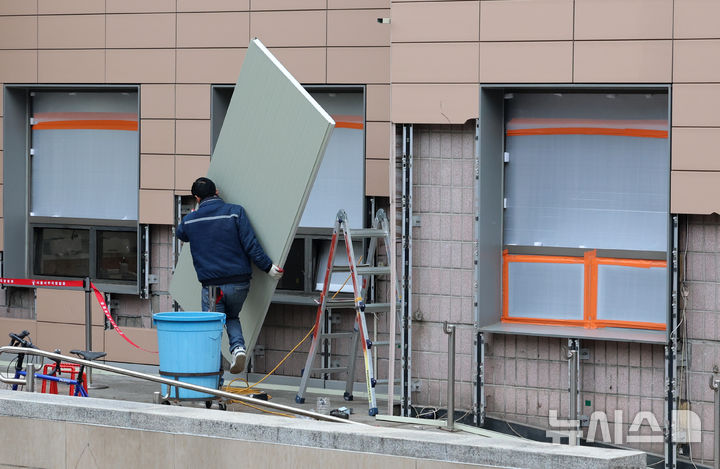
[0,277,157,354]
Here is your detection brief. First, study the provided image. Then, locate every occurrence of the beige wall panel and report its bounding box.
[573,41,672,83]
[177,12,249,48]
[674,0,720,39]
[36,288,103,326]
[327,47,390,84]
[139,189,175,225]
[673,85,720,127]
[141,84,175,119]
[106,0,175,13]
[140,154,174,189]
[479,42,572,83]
[392,1,478,43]
[480,0,573,41]
[0,218,4,251]
[267,48,326,84]
[252,0,325,9]
[35,322,104,354]
[672,128,720,171]
[366,85,390,122]
[671,171,720,214]
[176,48,246,84]
[178,0,249,12]
[0,318,36,344]
[0,187,3,217]
[176,85,210,119]
[575,0,672,40]
[104,326,158,364]
[0,118,2,150]
[140,119,175,154]
[39,50,105,83]
[328,9,391,47]
[38,0,103,14]
[366,159,389,197]
[0,50,37,83]
[38,15,103,49]
[0,89,3,116]
[392,42,478,83]
[250,11,326,47]
[0,151,3,179]
[392,84,478,124]
[176,120,211,156]
[366,122,391,159]
[673,40,720,83]
[107,14,176,49]
[176,155,211,190]
[106,49,175,84]
[329,0,390,9]
[0,0,37,15]
[0,16,37,49]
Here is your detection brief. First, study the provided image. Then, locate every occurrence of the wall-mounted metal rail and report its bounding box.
[0,346,362,425]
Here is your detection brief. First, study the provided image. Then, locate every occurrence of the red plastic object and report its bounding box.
[40,363,86,395]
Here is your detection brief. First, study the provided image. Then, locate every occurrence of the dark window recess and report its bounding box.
[277,238,305,291]
[96,230,138,281]
[34,228,90,277]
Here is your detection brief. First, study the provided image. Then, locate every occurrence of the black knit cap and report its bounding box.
[191,177,216,200]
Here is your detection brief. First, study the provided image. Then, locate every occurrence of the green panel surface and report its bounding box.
[169,39,334,365]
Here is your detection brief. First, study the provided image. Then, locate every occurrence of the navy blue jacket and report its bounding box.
[176,196,272,286]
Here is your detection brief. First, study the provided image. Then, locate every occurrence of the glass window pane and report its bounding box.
[507,261,584,320]
[96,231,137,281]
[277,238,305,291]
[596,264,666,323]
[34,228,90,277]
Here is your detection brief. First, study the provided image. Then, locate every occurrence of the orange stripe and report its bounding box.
[506,127,668,138]
[502,250,509,320]
[505,253,584,264]
[507,118,668,127]
[330,114,363,123]
[593,320,667,331]
[595,257,667,269]
[33,112,137,122]
[32,120,138,131]
[335,122,364,130]
[501,317,587,328]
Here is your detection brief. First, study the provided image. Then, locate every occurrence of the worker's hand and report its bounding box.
[268,264,284,280]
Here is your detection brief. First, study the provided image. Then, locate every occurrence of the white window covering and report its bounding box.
[596,264,666,323]
[507,262,585,320]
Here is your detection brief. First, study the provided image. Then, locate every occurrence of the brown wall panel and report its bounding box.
[0,1,37,15]
[673,40,720,83]
[480,0,573,41]
[175,85,210,119]
[250,10,326,47]
[252,0,325,9]
[366,159,389,197]
[104,326,158,365]
[0,118,3,150]
[36,288,103,326]
[140,119,175,154]
[106,0,175,13]
[175,155,211,190]
[140,154,174,190]
[673,84,720,127]
[0,16,37,49]
[139,189,174,225]
[392,84,478,124]
[141,84,175,119]
[392,1,478,43]
[0,50,37,82]
[38,15,103,49]
[671,171,720,214]
[327,47,390,84]
[573,40,672,83]
[392,42,478,83]
[329,0,389,8]
[328,9,391,47]
[366,122,391,159]
[177,0,249,12]
[574,0,672,40]
[0,218,4,251]
[674,0,720,39]
[177,12,249,48]
[175,120,211,156]
[38,50,105,83]
[176,48,246,84]
[366,85,390,122]
[106,49,175,83]
[106,14,176,49]
[0,318,37,345]
[0,90,3,116]
[479,41,572,83]
[38,0,103,14]
[672,128,720,171]
[267,48,326,84]
[35,322,104,355]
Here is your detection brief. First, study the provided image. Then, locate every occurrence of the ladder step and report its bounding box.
[347,228,387,238]
[324,300,397,313]
[332,265,391,276]
[319,332,355,339]
[311,367,349,374]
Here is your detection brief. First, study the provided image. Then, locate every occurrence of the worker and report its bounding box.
[176,177,283,374]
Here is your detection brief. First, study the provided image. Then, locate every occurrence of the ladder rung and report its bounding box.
[374,379,401,384]
[325,299,355,308]
[332,266,391,276]
[319,332,355,339]
[311,367,349,374]
[347,228,387,238]
[324,301,397,313]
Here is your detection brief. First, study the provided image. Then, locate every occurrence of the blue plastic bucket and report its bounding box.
[153,312,225,400]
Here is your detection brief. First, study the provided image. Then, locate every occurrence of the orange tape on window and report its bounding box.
[32,120,138,131]
[506,127,668,139]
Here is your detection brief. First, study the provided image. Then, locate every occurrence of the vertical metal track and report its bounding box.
[400,124,413,417]
[665,214,679,469]
[473,118,483,426]
[141,224,150,299]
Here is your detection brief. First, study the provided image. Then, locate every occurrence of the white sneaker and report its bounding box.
[230,347,246,374]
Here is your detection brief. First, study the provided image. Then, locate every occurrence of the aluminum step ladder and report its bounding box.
[295,208,395,416]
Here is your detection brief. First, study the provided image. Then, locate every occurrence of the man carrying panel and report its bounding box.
[176,177,283,374]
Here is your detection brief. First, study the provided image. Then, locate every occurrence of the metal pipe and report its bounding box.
[24,363,35,392]
[443,322,456,431]
[0,346,361,425]
[711,374,720,469]
[84,277,93,386]
[567,339,579,445]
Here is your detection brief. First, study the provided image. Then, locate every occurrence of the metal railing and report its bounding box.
[0,346,363,425]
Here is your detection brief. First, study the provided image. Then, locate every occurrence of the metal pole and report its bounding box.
[443,322,456,431]
[25,363,35,393]
[711,374,720,469]
[567,338,579,445]
[84,278,107,390]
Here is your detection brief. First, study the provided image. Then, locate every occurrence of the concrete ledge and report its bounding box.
[0,390,645,469]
